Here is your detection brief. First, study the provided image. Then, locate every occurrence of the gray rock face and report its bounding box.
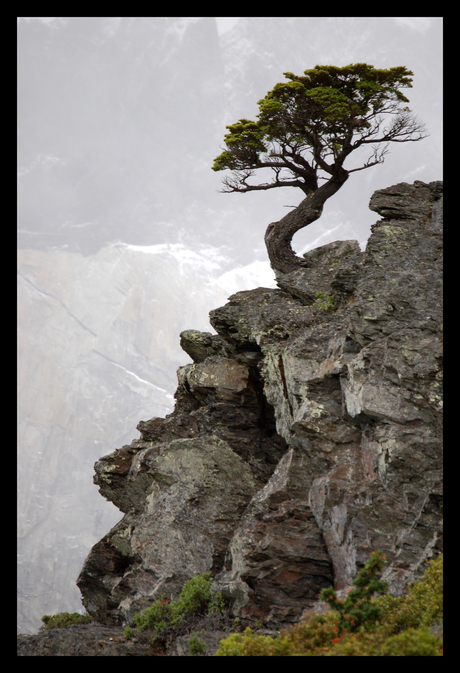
[75,180,442,638]
[79,436,258,624]
[17,242,235,635]
[369,180,442,220]
[179,329,229,363]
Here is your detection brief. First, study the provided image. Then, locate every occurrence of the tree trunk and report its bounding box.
[264,169,349,276]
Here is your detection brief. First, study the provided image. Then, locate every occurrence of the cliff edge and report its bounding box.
[18,179,443,655]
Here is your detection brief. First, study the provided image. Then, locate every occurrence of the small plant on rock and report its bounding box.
[41,612,93,630]
[188,630,207,655]
[131,571,225,642]
[313,291,336,312]
[320,550,389,634]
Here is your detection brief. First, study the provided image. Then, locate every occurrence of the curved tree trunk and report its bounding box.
[264,169,349,276]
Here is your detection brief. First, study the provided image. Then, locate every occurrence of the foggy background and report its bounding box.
[17,16,442,634]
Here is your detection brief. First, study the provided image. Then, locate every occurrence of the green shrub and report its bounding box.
[133,594,173,632]
[320,550,389,633]
[213,628,274,656]
[273,616,340,656]
[188,631,206,655]
[370,553,443,634]
[170,571,225,620]
[323,629,388,656]
[323,625,442,656]
[380,626,442,656]
[123,624,136,639]
[214,617,338,656]
[313,291,336,312]
[40,612,92,630]
[214,627,283,656]
[132,571,224,640]
[214,553,443,656]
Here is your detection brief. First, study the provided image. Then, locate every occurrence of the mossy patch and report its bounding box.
[40,612,93,630]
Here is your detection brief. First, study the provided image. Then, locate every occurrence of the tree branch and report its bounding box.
[347,144,389,173]
[221,171,307,193]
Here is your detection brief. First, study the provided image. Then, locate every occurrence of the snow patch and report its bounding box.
[216,260,277,294]
[119,240,277,293]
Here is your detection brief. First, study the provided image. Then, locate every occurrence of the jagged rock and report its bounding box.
[349,185,443,348]
[179,329,228,363]
[69,180,442,652]
[209,286,314,350]
[185,356,252,404]
[17,242,233,635]
[276,239,363,305]
[78,436,259,623]
[369,180,442,220]
[214,448,333,627]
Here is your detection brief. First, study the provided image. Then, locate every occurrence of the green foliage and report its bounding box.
[320,550,389,633]
[214,553,443,656]
[40,612,92,630]
[322,629,388,656]
[369,553,443,634]
[212,119,266,172]
[133,595,173,633]
[213,63,425,195]
[132,572,225,640]
[188,631,206,655]
[322,626,442,657]
[313,291,336,312]
[214,618,340,656]
[123,624,136,639]
[379,627,442,656]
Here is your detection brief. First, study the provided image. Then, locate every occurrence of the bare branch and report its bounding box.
[347,144,389,173]
[220,169,307,194]
[353,110,428,147]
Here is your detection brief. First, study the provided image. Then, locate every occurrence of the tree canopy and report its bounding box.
[213,64,427,275]
[213,64,426,194]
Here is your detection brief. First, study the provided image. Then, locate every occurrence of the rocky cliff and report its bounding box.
[17,242,268,634]
[18,180,442,655]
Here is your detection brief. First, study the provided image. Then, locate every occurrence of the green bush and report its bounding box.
[313,291,336,312]
[323,629,388,656]
[370,553,443,634]
[214,617,338,656]
[133,594,173,633]
[123,624,136,639]
[380,626,442,656]
[132,571,224,640]
[320,550,388,633]
[214,553,443,656]
[188,631,207,655]
[323,626,442,657]
[41,612,92,630]
[213,628,274,656]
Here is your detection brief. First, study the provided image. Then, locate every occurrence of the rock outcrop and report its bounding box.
[19,180,442,654]
[17,242,243,635]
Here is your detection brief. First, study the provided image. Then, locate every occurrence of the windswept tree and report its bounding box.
[213,64,427,276]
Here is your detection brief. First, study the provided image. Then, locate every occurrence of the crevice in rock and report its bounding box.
[278,353,294,417]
